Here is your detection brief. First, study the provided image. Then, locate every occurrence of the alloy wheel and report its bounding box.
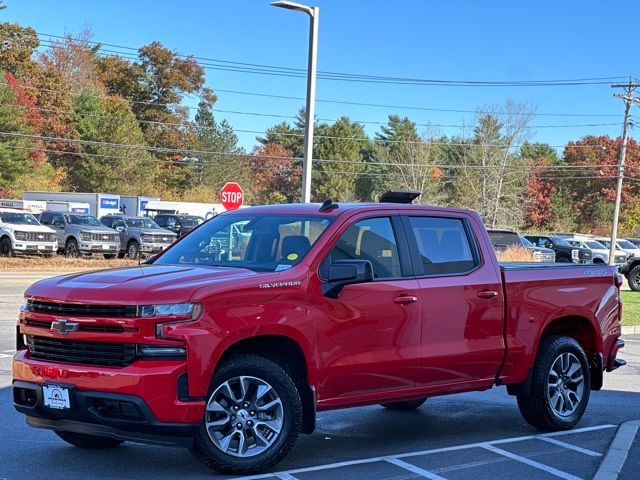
[205,376,284,458]
[546,352,584,417]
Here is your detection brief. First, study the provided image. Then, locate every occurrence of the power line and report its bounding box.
[36,33,628,87]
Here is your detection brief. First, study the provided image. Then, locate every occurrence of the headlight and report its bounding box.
[14,231,27,241]
[571,249,579,260]
[80,231,92,241]
[141,235,153,243]
[137,303,201,318]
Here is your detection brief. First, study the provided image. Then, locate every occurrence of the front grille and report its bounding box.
[141,234,172,244]
[27,300,137,318]
[579,251,592,259]
[15,231,55,242]
[615,255,627,264]
[90,233,118,242]
[25,319,126,333]
[26,335,137,367]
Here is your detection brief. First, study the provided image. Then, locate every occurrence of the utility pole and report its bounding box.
[609,78,640,265]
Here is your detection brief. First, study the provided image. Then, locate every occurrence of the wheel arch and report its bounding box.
[214,333,316,434]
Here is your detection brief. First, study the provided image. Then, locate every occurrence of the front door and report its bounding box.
[401,213,505,387]
[315,215,423,401]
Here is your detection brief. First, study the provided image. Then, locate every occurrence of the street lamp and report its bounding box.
[271,1,319,203]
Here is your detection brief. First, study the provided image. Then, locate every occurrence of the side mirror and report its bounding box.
[324,259,374,298]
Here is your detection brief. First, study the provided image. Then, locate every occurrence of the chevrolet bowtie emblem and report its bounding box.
[50,319,79,335]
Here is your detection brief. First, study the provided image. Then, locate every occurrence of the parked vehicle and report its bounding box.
[0,208,57,257]
[119,196,160,217]
[43,201,91,214]
[23,192,121,218]
[0,199,47,214]
[626,238,640,248]
[565,237,627,265]
[99,214,176,259]
[594,237,640,260]
[38,211,120,259]
[154,214,205,237]
[13,201,625,474]
[486,228,555,262]
[143,200,225,220]
[524,234,592,263]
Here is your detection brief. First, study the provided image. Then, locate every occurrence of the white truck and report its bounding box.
[119,196,160,217]
[44,201,91,214]
[0,199,47,214]
[0,208,58,257]
[22,192,121,219]
[143,200,225,220]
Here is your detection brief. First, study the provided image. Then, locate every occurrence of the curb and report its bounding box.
[621,325,640,335]
[593,420,640,480]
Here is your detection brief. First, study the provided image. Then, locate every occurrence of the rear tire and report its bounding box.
[191,354,302,475]
[380,398,428,411]
[55,431,124,449]
[517,335,590,431]
[627,264,640,292]
[0,237,13,257]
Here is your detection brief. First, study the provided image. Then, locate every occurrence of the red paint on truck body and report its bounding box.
[12,203,622,431]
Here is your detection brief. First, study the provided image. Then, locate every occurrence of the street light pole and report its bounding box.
[271,1,319,203]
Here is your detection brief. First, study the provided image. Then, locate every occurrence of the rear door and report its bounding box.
[315,213,423,400]
[401,212,505,387]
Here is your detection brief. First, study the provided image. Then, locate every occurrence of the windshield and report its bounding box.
[521,237,535,247]
[125,218,161,229]
[488,231,522,248]
[0,212,40,225]
[584,240,607,249]
[182,216,204,227]
[550,237,571,247]
[618,239,637,249]
[154,214,333,272]
[65,214,101,226]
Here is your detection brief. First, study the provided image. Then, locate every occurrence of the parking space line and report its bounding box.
[236,424,615,480]
[538,436,602,457]
[386,458,447,479]
[274,474,300,480]
[481,445,582,480]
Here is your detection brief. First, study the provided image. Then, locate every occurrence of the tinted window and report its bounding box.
[65,214,101,226]
[40,213,52,225]
[154,216,166,227]
[52,214,65,226]
[125,217,160,229]
[409,217,477,275]
[324,217,402,279]
[154,214,332,272]
[487,231,522,248]
[0,212,40,225]
[101,217,112,227]
[528,236,554,249]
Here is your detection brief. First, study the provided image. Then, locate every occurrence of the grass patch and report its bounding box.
[621,291,640,326]
[0,256,137,272]
[496,246,534,262]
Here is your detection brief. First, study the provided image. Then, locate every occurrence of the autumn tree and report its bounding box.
[0,23,39,77]
[521,142,559,229]
[250,143,300,204]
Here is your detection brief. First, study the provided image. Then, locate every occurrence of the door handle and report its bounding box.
[477,290,499,299]
[393,295,418,305]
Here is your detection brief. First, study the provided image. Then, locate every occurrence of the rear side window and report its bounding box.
[325,217,402,279]
[408,217,478,275]
[40,213,52,225]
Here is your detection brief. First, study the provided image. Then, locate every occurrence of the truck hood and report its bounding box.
[5,224,55,233]
[73,225,117,234]
[25,264,258,304]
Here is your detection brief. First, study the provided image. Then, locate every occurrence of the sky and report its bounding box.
[3,0,639,151]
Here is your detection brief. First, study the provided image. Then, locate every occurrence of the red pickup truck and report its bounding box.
[12,201,625,474]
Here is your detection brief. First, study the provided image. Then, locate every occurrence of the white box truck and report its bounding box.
[143,200,225,220]
[120,196,160,217]
[0,199,47,214]
[44,201,91,214]
[22,192,121,219]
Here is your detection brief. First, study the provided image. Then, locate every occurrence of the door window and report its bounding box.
[408,217,478,275]
[52,214,65,228]
[324,217,402,279]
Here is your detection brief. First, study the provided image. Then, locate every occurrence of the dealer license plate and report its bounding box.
[42,385,71,410]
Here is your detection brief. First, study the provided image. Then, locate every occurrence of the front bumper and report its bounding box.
[12,350,205,425]
[79,242,120,253]
[13,380,197,446]
[140,243,172,253]
[13,242,57,254]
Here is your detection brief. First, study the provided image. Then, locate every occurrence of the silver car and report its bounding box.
[594,237,640,260]
[100,214,176,259]
[39,211,120,258]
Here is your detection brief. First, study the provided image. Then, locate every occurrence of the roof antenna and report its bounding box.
[319,199,339,212]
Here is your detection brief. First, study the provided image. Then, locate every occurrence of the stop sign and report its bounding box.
[220,182,244,210]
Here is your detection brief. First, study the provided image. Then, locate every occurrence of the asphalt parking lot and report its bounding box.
[0,273,639,480]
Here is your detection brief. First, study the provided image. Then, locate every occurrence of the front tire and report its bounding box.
[0,237,14,257]
[127,241,140,259]
[627,264,640,292]
[65,238,80,258]
[191,354,302,475]
[517,335,590,431]
[55,431,124,449]
[380,398,428,411]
